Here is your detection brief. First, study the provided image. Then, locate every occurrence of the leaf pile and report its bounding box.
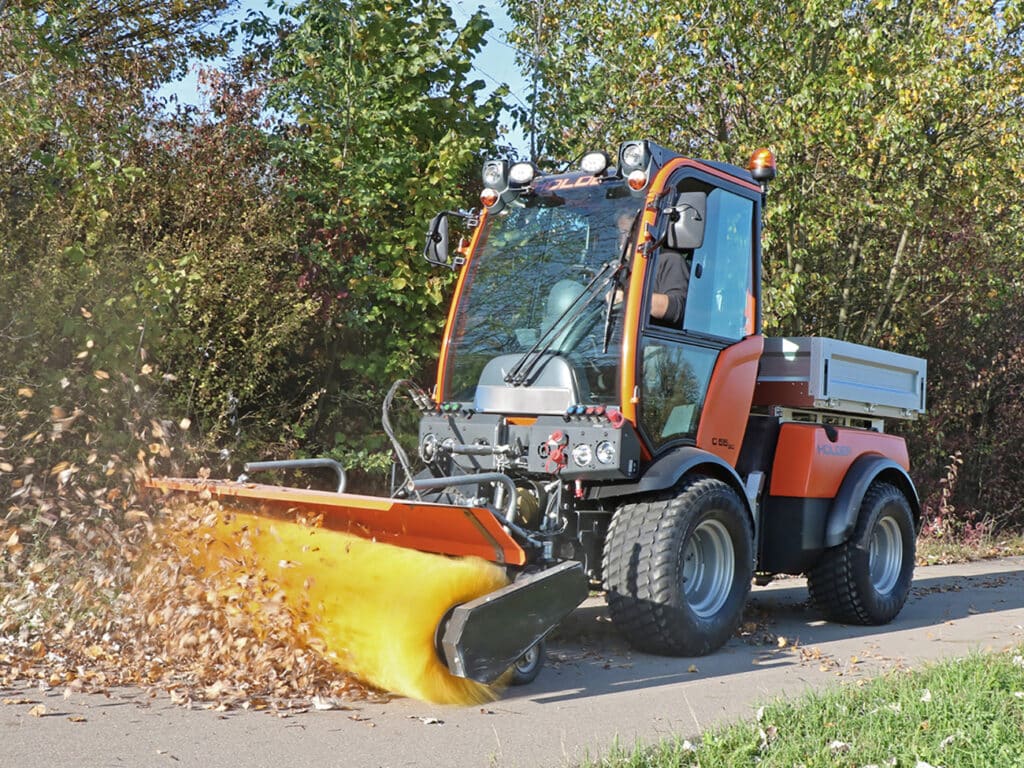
[1,493,378,711]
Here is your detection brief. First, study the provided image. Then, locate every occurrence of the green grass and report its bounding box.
[916,530,1024,566]
[587,648,1024,767]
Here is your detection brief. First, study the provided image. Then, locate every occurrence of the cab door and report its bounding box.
[636,172,761,465]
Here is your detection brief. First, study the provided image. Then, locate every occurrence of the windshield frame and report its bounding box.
[436,176,641,408]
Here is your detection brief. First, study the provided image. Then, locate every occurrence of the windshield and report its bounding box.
[443,177,639,405]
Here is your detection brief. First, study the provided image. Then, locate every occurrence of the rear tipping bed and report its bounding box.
[753,336,927,421]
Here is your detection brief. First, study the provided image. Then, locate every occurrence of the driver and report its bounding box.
[612,209,689,327]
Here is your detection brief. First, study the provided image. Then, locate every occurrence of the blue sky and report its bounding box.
[158,0,529,152]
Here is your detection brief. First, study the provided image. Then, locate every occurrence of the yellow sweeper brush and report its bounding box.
[149,476,588,705]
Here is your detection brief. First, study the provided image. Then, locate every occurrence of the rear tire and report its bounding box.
[602,476,753,656]
[807,481,916,625]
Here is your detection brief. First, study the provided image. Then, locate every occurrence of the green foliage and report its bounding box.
[507,0,1024,527]
[0,0,505,502]
[507,0,1024,342]
[262,0,504,468]
[0,0,238,474]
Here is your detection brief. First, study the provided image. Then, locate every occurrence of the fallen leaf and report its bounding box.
[68,715,86,723]
[28,704,46,717]
[311,695,334,711]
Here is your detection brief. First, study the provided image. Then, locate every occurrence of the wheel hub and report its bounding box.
[681,519,735,618]
[869,515,902,595]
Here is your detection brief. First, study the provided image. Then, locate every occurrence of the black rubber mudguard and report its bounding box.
[439,561,589,684]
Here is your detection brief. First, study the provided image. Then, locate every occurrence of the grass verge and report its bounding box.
[588,648,1024,767]
[917,530,1024,566]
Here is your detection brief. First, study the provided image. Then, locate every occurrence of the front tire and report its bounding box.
[807,481,916,625]
[602,476,753,656]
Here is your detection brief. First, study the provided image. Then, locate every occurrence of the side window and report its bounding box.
[638,340,718,446]
[682,189,754,340]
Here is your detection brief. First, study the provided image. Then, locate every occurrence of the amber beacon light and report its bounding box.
[748,148,777,184]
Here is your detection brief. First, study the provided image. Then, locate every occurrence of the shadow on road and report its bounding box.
[530,561,1024,703]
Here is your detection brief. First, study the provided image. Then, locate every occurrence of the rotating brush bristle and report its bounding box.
[175,506,510,705]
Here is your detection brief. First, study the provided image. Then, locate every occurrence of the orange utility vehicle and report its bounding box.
[155,141,927,685]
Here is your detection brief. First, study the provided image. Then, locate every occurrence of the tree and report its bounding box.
[505,0,1024,526]
[263,0,504,471]
[505,0,1024,344]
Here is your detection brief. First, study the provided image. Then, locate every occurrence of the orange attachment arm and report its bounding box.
[148,477,527,566]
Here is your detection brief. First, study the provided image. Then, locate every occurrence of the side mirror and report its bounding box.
[665,192,706,251]
[424,212,451,268]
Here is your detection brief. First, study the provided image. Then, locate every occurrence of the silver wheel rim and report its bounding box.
[869,515,902,595]
[516,643,540,673]
[681,518,734,618]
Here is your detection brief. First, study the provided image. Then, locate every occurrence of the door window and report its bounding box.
[682,189,754,340]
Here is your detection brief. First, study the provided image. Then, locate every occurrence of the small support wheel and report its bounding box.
[508,639,545,686]
[808,481,916,625]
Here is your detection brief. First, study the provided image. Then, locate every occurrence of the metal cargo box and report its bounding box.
[753,337,927,420]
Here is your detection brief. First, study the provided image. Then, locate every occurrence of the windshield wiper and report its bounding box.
[504,262,616,386]
[601,209,643,353]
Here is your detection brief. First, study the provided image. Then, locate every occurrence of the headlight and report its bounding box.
[618,140,650,173]
[482,159,508,189]
[580,151,610,175]
[571,444,593,466]
[509,162,537,187]
[595,440,616,465]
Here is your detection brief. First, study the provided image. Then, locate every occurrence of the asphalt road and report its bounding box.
[4,557,1024,768]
